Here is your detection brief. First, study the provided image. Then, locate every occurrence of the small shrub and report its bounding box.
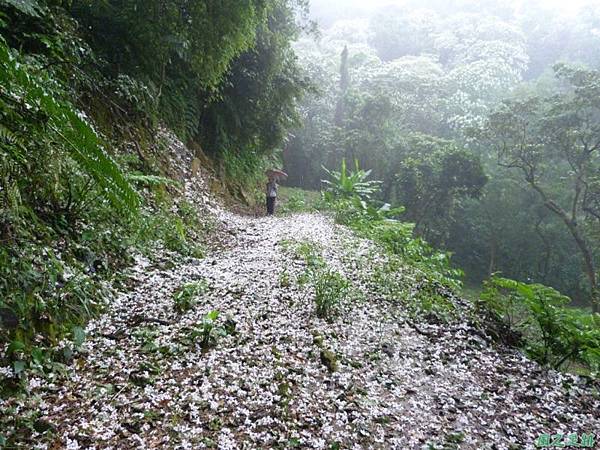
[0,245,108,365]
[322,159,381,201]
[480,276,600,374]
[410,277,458,322]
[133,326,160,354]
[281,239,325,285]
[320,348,338,372]
[173,280,209,313]
[187,310,227,350]
[319,162,464,325]
[314,269,350,320]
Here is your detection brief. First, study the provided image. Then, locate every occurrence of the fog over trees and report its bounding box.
[2,0,600,446]
[284,0,600,309]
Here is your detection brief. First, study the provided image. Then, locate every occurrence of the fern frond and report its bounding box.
[0,124,27,163]
[0,0,42,17]
[0,124,20,145]
[184,99,201,139]
[127,174,181,187]
[0,39,140,214]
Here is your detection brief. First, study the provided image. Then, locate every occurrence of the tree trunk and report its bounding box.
[488,236,496,276]
[334,46,349,127]
[534,217,551,281]
[530,183,599,312]
[564,218,599,313]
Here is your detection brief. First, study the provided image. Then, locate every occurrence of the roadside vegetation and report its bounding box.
[0,0,309,383]
[278,159,600,378]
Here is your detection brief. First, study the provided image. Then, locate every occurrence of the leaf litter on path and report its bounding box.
[2,205,599,449]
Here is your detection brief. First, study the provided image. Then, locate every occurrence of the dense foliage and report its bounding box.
[318,159,599,375]
[322,160,463,293]
[285,0,600,312]
[0,0,308,369]
[480,277,600,375]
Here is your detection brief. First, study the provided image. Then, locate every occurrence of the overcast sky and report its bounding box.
[308,0,596,23]
[516,0,590,14]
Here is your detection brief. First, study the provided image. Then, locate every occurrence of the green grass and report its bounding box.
[460,284,482,302]
[281,239,353,320]
[173,280,209,313]
[277,187,321,214]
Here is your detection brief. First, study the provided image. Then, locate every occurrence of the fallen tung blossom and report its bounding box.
[1,130,598,450]
[2,208,598,450]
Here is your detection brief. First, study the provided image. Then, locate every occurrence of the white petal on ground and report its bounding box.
[2,131,598,450]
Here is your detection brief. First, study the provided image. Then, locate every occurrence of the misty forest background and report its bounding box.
[285,0,600,310]
[2,0,600,446]
[1,0,600,403]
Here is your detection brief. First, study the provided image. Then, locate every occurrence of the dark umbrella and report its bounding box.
[266,169,288,180]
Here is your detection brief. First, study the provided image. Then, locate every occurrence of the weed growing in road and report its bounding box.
[279,269,291,288]
[282,239,353,320]
[183,310,227,350]
[295,241,325,270]
[314,269,350,320]
[173,280,209,313]
[133,326,160,354]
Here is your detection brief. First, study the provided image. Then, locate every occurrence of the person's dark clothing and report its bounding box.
[266,180,277,216]
[266,196,275,215]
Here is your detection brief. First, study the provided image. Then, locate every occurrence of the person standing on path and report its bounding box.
[266,177,277,216]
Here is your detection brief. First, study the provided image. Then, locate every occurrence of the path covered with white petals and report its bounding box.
[4,208,599,449]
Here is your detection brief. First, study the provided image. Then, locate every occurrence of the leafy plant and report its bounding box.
[0,0,42,17]
[331,196,404,231]
[173,280,209,313]
[127,174,181,188]
[366,253,458,323]
[480,276,600,374]
[0,244,109,362]
[277,187,321,214]
[0,38,140,213]
[319,163,464,323]
[294,241,325,270]
[188,310,227,350]
[131,200,206,259]
[314,269,350,320]
[322,158,382,201]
